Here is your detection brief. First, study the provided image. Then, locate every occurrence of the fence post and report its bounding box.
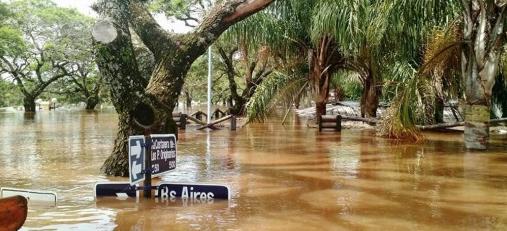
[336,115,342,132]
[231,115,237,131]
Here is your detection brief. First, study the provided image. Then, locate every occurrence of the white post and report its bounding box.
[207,46,212,123]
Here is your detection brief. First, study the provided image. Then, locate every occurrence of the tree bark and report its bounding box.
[309,36,343,122]
[102,112,138,176]
[93,0,156,176]
[360,73,381,118]
[461,2,506,150]
[316,100,327,123]
[464,104,490,149]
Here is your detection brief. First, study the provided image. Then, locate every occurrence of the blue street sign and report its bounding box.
[129,136,145,185]
[157,183,230,200]
[150,134,177,176]
[95,183,138,198]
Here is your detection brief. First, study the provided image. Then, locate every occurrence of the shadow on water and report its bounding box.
[0,111,506,230]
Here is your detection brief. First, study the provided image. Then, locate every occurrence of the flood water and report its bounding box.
[0,111,506,230]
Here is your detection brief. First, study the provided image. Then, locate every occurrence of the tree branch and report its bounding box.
[128,0,175,60]
[223,0,274,24]
[193,0,275,48]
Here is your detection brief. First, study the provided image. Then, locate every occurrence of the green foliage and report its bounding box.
[0,0,96,108]
[330,71,362,101]
[0,26,25,56]
[377,63,422,140]
[0,79,23,107]
[182,51,233,105]
[246,71,307,122]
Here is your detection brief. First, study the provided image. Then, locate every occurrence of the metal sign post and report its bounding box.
[143,135,152,198]
[128,134,177,198]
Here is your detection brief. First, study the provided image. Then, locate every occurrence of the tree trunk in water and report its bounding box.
[464,104,490,150]
[309,35,342,124]
[360,74,381,118]
[434,97,445,123]
[94,0,275,175]
[461,2,506,149]
[316,101,326,124]
[23,96,36,113]
[93,1,154,175]
[102,112,138,176]
[85,96,99,111]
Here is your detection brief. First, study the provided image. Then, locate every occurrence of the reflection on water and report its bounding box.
[0,111,506,230]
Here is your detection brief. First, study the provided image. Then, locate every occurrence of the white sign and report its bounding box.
[150,134,177,176]
[1,187,57,206]
[129,136,145,185]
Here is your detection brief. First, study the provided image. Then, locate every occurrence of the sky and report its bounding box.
[52,0,192,33]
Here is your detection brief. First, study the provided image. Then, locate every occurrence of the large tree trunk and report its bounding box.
[102,112,140,176]
[316,100,327,121]
[461,2,506,150]
[94,0,274,175]
[23,96,36,113]
[360,73,381,118]
[464,104,490,150]
[93,1,156,175]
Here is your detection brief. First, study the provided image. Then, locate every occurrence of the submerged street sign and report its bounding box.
[128,134,176,185]
[95,182,138,198]
[150,134,177,176]
[157,183,230,200]
[129,136,145,185]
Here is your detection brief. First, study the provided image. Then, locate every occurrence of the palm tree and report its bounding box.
[233,0,457,122]
[461,1,507,149]
[381,1,507,149]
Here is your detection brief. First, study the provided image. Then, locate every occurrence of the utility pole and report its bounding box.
[207,46,212,124]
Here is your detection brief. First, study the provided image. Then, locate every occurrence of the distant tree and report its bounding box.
[49,20,104,111]
[0,0,92,113]
[216,42,273,115]
[235,1,457,122]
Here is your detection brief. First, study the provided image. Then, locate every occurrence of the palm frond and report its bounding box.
[377,62,422,140]
[245,71,307,122]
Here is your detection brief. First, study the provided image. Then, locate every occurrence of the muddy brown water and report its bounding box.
[0,111,506,230]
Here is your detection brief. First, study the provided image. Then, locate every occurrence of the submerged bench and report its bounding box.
[319,115,342,132]
[191,111,207,122]
[212,108,227,120]
[198,115,237,131]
